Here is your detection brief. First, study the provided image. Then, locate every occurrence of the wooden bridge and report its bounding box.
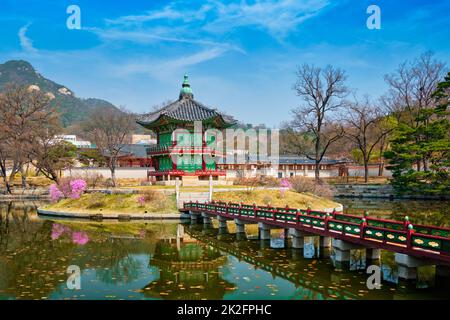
[181,201,450,278]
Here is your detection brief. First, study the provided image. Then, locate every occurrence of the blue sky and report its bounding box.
[1,0,449,127]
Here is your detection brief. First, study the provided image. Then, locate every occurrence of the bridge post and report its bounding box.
[332,239,364,267]
[319,236,331,248]
[436,265,450,278]
[290,229,312,249]
[217,215,228,229]
[201,212,212,225]
[258,223,271,240]
[395,253,431,280]
[318,236,332,258]
[366,248,381,260]
[234,219,246,234]
[190,212,200,222]
[436,265,450,287]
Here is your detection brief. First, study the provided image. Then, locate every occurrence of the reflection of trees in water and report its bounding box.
[87,238,153,285]
[95,254,142,285]
[0,202,75,299]
[0,202,170,298]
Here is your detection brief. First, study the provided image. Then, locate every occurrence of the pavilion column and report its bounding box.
[202,140,206,171]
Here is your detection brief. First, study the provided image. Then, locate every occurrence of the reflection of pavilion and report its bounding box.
[142,225,235,300]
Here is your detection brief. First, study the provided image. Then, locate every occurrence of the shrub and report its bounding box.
[49,184,64,202]
[142,189,161,202]
[290,176,316,193]
[280,178,292,189]
[263,194,272,205]
[70,179,87,199]
[49,178,87,202]
[80,172,105,188]
[104,178,115,188]
[137,196,145,207]
[86,200,106,209]
[289,176,333,198]
[259,176,280,187]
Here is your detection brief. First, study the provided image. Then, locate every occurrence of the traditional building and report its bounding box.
[218,155,349,179]
[114,144,153,167]
[137,75,236,185]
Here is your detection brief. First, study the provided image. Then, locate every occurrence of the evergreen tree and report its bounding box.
[385,72,450,195]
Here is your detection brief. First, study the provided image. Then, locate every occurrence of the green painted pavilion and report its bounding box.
[137,75,236,183]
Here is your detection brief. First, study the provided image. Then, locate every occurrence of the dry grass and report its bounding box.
[212,189,340,210]
[43,191,177,214]
[0,174,54,188]
[121,185,248,192]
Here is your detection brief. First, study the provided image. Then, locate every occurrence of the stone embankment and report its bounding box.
[0,188,49,200]
[332,183,449,200]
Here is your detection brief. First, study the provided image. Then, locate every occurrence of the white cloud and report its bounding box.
[18,23,38,53]
[205,0,331,38]
[112,47,227,80]
[105,3,213,25]
[87,27,245,53]
[104,0,332,40]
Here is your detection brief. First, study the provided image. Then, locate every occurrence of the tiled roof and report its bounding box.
[138,97,236,125]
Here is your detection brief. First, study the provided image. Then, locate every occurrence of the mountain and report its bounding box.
[0,60,120,127]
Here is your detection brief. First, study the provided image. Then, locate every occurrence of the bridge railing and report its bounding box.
[183,201,450,260]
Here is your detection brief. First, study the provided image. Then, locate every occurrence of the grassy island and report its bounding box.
[212,189,340,210]
[42,191,178,214]
[41,188,341,217]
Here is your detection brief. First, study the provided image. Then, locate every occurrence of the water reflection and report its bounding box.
[0,200,449,300]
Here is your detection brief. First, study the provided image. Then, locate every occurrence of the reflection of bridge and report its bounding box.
[182,201,450,280]
[184,224,400,300]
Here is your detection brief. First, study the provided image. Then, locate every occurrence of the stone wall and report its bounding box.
[332,183,449,200]
[332,184,395,198]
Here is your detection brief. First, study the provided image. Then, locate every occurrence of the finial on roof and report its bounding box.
[179,73,193,99]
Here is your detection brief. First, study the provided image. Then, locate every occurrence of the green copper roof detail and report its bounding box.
[179,73,193,99]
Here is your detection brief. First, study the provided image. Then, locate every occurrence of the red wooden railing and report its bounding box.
[183,200,450,264]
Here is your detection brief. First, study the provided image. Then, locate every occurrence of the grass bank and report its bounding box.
[42,191,177,214]
[212,189,340,210]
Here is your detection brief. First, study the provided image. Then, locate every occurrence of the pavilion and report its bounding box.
[137,74,236,185]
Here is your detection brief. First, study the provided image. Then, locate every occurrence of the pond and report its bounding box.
[0,199,449,300]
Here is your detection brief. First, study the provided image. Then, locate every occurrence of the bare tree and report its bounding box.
[30,127,77,184]
[0,84,58,192]
[343,96,394,182]
[383,52,446,171]
[290,64,348,181]
[82,107,136,187]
